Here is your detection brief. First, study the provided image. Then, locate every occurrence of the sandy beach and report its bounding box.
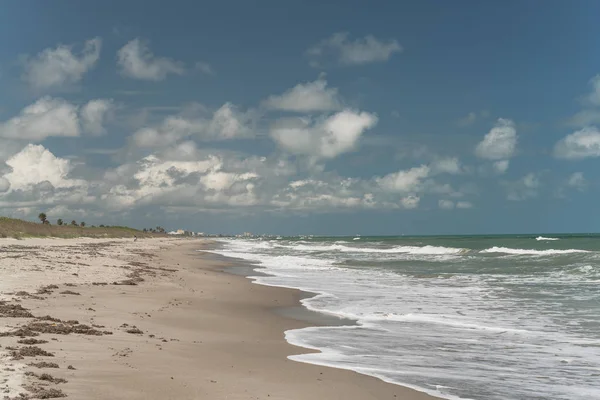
[0,238,438,400]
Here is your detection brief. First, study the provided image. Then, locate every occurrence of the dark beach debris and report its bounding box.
[36,316,62,323]
[13,291,44,300]
[22,386,66,399]
[36,285,59,295]
[17,338,48,345]
[58,290,80,296]
[0,327,40,337]
[25,321,106,336]
[67,365,75,370]
[125,327,143,335]
[0,302,34,318]
[35,373,67,384]
[10,346,55,359]
[28,362,59,369]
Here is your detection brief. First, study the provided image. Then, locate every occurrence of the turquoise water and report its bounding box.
[210,235,600,400]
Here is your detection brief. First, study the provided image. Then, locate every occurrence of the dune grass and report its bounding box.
[0,217,156,239]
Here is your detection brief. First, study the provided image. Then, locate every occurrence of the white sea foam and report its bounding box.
[536,236,560,241]
[481,246,588,255]
[278,242,466,255]
[208,238,600,400]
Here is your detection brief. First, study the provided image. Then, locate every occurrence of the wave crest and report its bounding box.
[536,236,560,241]
[481,246,588,255]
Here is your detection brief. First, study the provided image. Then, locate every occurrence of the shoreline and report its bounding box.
[1,238,440,399]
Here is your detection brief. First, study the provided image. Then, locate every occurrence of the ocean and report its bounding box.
[208,235,600,400]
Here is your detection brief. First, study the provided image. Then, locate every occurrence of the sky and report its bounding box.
[1,0,600,235]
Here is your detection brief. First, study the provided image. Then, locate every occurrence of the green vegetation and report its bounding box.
[38,213,47,224]
[0,215,158,239]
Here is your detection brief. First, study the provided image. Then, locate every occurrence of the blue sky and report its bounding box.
[1,0,600,235]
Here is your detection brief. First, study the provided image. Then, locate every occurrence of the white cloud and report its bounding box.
[376,165,430,193]
[554,126,600,159]
[0,97,114,141]
[438,199,455,210]
[493,160,510,174]
[568,76,600,127]
[263,78,342,112]
[80,99,114,135]
[400,195,420,209]
[117,38,185,81]
[569,110,600,127]
[587,75,600,106]
[431,157,461,175]
[132,102,255,147]
[22,37,101,91]
[270,109,377,159]
[0,97,80,140]
[567,172,587,191]
[3,144,86,191]
[208,103,254,140]
[456,201,473,209]
[307,32,402,66]
[504,173,540,201]
[475,118,517,160]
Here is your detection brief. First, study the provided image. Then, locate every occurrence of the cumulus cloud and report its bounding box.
[270,109,377,159]
[567,76,600,126]
[400,195,420,209]
[492,160,510,174]
[22,37,101,91]
[263,78,342,112]
[475,118,517,160]
[554,126,600,160]
[438,199,455,210]
[377,165,430,193]
[117,38,185,81]
[307,32,402,67]
[3,144,85,191]
[0,97,115,141]
[587,75,600,106]
[456,201,473,209]
[504,173,540,201]
[0,97,80,140]
[431,157,461,175]
[132,102,255,147]
[80,99,114,135]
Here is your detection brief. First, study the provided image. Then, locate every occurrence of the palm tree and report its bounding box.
[71,220,77,226]
[38,213,47,224]
[57,219,63,226]
[80,221,86,227]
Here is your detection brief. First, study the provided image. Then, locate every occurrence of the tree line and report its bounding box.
[38,212,86,227]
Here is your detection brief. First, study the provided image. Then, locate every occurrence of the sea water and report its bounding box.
[207,235,600,400]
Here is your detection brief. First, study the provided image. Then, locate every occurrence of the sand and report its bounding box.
[0,238,439,400]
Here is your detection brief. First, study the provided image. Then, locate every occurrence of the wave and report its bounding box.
[481,247,588,255]
[536,236,560,241]
[280,243,466,255]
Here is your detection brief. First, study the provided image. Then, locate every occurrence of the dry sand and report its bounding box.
[1,238,439,400]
